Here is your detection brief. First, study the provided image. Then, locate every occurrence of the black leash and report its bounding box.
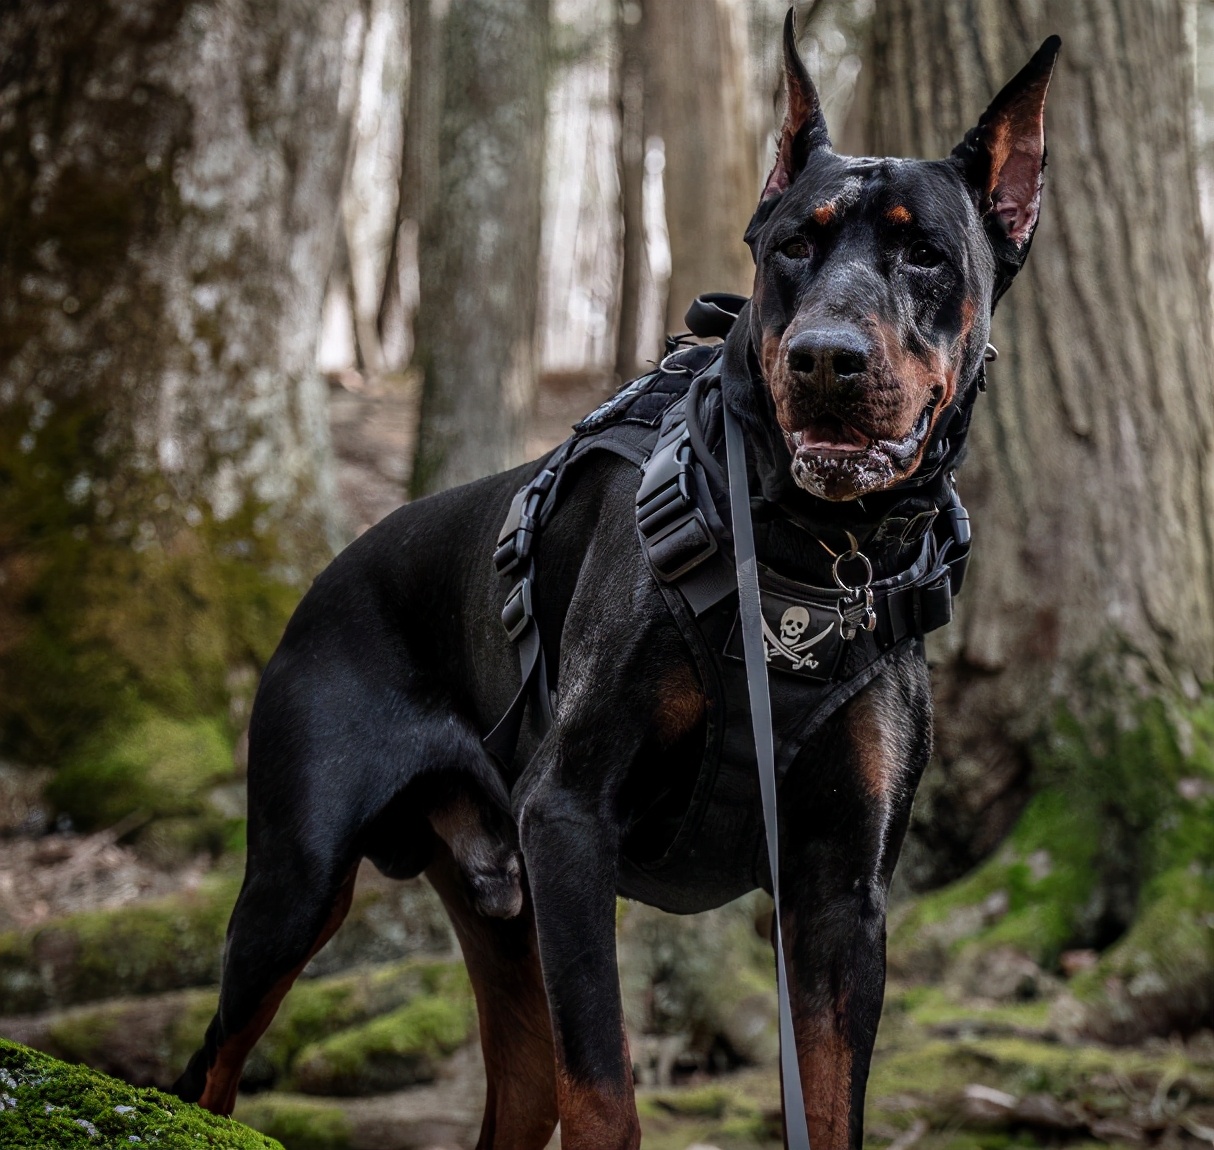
[724,399,812,1150]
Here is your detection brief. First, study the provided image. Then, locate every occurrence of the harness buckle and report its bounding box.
[501,577,534,642]
[832,539,877,641]
[637,426,718,583]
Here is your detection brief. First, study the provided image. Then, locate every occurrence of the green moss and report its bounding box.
[1065,865,1214,1041]
[0,869,241,1013]
[244,959,465,1088]
[891,689,1214,996]
[233,1095,351,1150]
[0,1037,282,1149]
[288,967,475,1095]
[46,713,234,831]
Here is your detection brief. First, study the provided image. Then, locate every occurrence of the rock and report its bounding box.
[951,944,1060,1002]
[0,861,453,1015]
[1058,866,1214,1044]
[616,893,777,1070]
[0,1036,281,1148]
[0,763,52,836]
[237,1045,488,1150]
[289,965,475,1096]
[0,957,470,1093]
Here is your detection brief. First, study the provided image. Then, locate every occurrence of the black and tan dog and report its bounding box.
[176,18,1058,1150]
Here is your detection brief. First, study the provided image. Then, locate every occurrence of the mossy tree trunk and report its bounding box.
[869,1,1214,1037]
[409,0,551,497]
[646,0,758,334]
[0,0,356,785]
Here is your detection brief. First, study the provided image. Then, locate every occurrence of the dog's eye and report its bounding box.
[779,236,813,260]
[907,241,944,269]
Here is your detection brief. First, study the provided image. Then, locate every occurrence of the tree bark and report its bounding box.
[645,0,758,335]
[409,0,551,496]
[614,0,647,383]
[0,0,356,765]
[869,0,1214,880]
[869,1,1214,1038]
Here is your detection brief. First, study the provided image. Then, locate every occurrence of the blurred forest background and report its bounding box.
[0,1,1213,1148]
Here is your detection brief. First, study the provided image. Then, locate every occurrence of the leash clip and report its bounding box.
[832,533,877,641]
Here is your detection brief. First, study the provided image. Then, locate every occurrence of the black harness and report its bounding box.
[488,301,977,909]
[488,296,981,1144]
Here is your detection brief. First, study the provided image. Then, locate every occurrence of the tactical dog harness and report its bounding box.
[488,295,981,1141]
[489,296,977,905]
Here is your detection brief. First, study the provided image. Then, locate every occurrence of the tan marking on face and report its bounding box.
[885,204,913,225]
[811,201,837,225]
[653,662,706,745]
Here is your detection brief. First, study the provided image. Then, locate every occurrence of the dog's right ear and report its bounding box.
[760,9,831,201]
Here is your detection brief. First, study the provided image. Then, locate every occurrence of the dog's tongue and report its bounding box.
[789,417,870,454]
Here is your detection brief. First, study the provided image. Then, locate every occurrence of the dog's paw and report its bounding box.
[469,851,523,918]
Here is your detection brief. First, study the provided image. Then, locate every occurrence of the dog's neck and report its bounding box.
[716,313,964,587]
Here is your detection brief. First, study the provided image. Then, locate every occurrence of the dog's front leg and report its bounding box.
[518,724,641,1150]
[781,667,932,1150]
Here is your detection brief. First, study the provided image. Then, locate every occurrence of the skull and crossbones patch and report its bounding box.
[725,591,846,681]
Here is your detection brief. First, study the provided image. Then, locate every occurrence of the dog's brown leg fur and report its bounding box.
[197,864,358,1114]
[427,844,558,1150]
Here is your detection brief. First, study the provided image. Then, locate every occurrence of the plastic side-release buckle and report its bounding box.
[914,571,954,636]
[501,577,534,642]
[637,428,718,582]
[494,469,557,576]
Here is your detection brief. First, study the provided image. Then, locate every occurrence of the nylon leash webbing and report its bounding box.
[723,402,812,1150]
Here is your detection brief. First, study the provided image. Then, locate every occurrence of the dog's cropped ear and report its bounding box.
[952,36,1061,262]
[760,9,830,201]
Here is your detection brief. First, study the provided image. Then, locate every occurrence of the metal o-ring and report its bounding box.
[832,548,873,592]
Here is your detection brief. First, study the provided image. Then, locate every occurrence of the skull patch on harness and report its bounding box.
[725,591,845,682]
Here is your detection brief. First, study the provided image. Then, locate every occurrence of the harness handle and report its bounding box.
[724,400,813,1150]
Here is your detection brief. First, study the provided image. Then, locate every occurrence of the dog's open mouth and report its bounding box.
[785,401,936,500]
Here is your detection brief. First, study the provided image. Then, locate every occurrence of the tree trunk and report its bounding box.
[0,0,355,775]
[409,0,551,496]
[646,0,758,334]
[869,1,1214,1039]
[614,0,647,383]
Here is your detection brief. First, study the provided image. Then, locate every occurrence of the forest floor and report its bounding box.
[1,822,1212,1150]
[2,374,1211,1150]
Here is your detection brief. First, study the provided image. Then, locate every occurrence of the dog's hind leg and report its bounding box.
[173,847,360,1113]
[427,841,558,1150]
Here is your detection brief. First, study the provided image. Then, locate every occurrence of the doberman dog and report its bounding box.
[176,16,1058,1150]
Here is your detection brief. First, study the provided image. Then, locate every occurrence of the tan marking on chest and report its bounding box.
[848,688,903,800]
[653,663,706,745]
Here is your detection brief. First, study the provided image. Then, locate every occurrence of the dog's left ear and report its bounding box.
[760,9,830,201]
[952,35,1061,260]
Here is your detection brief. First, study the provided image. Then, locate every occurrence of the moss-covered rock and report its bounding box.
[0,868,241,1014]
[288,963,474,1096]
[0,1037,282,1148]
[0,861,453,1017]
[230,1095,351,1150]
[617,892,778,1076]
[2,954,471,1097]
[1058,864,1214,1043]
[889,689,1214,1035]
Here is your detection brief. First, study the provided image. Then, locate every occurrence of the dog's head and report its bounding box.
[743,15,1059,501]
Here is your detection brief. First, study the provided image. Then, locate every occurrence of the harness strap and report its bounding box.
[724,400,812,1150]
[482,559,553,764]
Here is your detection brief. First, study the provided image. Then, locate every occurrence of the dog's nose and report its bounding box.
[786,329,871,380]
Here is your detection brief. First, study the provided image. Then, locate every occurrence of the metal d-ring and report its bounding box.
[832,532,877,639]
